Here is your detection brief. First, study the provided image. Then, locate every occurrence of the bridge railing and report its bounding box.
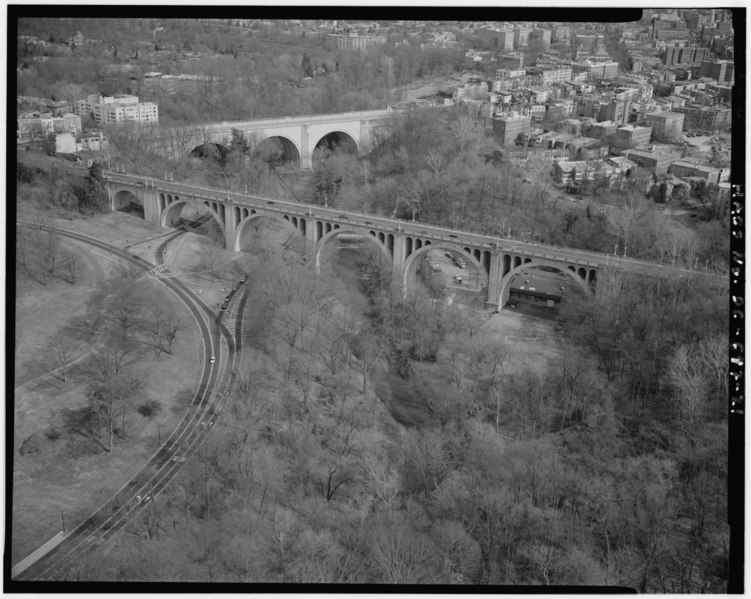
[103,171,725,280]
[185,109,398,132]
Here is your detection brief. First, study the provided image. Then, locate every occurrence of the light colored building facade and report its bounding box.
[326,33,387,50]
[615,124,653,149]
[74,94,159,126]
[493,112,532,145]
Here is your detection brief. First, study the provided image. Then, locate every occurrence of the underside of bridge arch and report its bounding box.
[257,136,302,166]
[234,212,305,253]
[189,142,228,162]
[314,130,358,156]
[112,189,144,218]
[315,227,391,273]
[161,197,227,247]
[402,243,488,292]
[496,261,592,311]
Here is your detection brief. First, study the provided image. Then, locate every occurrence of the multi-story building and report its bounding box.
[496,68,526,80]
[528,28,552,52]
[493,112,532,145]
[668,159,722,185]
[574,34,599,52]
[591,120,619,138]
[626,146,682,175]
[677,105,732,130]
[497,29,514,51]
[326,33,387,50]
[699,60,735,83]
[652,18,690,40]
[553,26,571,41]
[599,100,630,125]
[74,94,159,125]
[17,112,82,138]
[663,43,712,66]
[646,111,685,141]
[513,27,531,49]
[498,52,525,70]
[538,65,573,85]
[615,124,652,149]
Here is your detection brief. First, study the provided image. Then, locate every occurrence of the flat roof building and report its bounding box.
[645,111,685,142]
[493,112,532,146]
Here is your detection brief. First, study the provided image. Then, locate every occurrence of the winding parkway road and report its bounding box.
[12,223,249,583]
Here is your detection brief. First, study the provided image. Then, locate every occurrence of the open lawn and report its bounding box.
[12,212,202,564]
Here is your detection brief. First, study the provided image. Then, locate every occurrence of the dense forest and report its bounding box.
[17,18,465,123]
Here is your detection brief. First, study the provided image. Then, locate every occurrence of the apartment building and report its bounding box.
[625,146,682,175]
[326,33,387,50]
[699,60,734,83]
[528,28,552,51]
[497,29,515,51]
[677,105,731,130]
[615,124,652,149]
[663,43,711,66]
[645,111,685,141]
[498,52,525,70]
[493,112,532,145]
[668,159,722,185]
[74,94,159,125]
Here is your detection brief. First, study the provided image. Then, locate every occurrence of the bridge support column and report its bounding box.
[485,251,504,311]
[301,125,312,170]
[142,187,161,225]
[391,231,406,296]
[304,217,318,258]
[224,202,238,251]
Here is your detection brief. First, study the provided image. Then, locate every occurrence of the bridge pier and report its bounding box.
[143,187,161,225]
[485,251,504,311]
[391,231,406,296]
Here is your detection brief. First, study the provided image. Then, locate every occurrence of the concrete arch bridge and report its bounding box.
[106,172,725,311]
[155,109,396,169]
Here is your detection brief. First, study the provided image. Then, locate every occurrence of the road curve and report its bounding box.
[11,224,238,583]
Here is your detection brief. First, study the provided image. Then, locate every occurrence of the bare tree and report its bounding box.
[50,336,73,382]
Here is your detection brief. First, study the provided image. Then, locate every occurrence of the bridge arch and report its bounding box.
[402,243,487,290]
[496,260,593,311]
[257,135,302,166]
[112,189,144,218]
[234,211,306,252]
[160,198,226,235]
[314,130,359,156]
[189,142,228,161]
[315,227,392,273]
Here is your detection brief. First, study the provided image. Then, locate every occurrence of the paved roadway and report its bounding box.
[12,224,248,583]
[101,170,726,285]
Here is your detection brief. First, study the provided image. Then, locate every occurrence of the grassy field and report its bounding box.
[12,212,205,564]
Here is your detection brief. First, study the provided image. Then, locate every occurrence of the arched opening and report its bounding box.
[403,245,488,302]
[189,142,228,163]
[257,136,302,167]
[161,199,227,248]
[315,229,392,287]
[497,261,592,314]
[314,131,358,156]
[235,213,304,253]
[112,190,144,218]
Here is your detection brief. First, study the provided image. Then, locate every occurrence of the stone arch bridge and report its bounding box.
[155,109,395,169]
[106,172,722,311]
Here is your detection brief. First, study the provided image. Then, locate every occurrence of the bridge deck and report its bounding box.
[105,171,726,283]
